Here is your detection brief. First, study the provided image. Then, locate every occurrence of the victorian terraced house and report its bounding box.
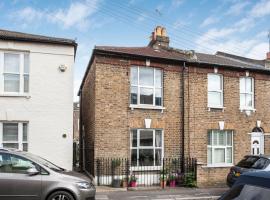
[79,26,270,186]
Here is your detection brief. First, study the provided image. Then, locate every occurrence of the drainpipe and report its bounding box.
[181,62,186,170]
[79,89,84,172]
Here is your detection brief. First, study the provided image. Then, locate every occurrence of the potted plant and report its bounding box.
[122,177,128,188]
[111,159,122,188]
[168,174,176,187]
[129,175,138,187]
[160,169,168,188]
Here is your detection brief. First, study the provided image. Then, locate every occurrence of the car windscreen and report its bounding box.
[22,153,64,172]
[237,156,260,168]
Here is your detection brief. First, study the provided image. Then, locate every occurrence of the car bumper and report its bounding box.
[227,174,238,188]
[78,188,96,200]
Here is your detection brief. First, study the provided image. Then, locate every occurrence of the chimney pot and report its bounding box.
[148,26,170,49]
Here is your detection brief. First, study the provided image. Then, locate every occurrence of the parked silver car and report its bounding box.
[0,148,95,200]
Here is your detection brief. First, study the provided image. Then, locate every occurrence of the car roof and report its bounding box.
[243,154,270,159]
[234,171,270,188]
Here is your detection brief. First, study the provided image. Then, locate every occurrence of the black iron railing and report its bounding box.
[95,157,197,188]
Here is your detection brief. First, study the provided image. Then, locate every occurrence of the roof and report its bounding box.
[78,45,269,95]
[0,29,77,48]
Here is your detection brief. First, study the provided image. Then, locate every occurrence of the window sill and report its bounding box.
[130,166,162,171]
[239,108,256,112]
[203,164,233,168]
[207,106,225,111]
[0,94,31,98]
[130,105,166,112]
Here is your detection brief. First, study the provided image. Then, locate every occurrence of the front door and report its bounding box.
[251,132,264,155]
[0,152,41,200]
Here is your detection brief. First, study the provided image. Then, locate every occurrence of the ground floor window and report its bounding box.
[207,130,233,166]
[131,129,163,167]
[0,122,28,151]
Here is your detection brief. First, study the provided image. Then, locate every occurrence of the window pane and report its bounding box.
[227,132,232,146]
[4,74,20,92]
[214,148,225,163]
[3,143,18,149]
[227,147,232,163]
[4,53,20,73]
[155,69,162,87]
[246,78,252,92]
[3,123,18,141]
[208,92,222,106]
[130,67,138,85]
[207,147,212,164]
[246,94,252,107]
[24,54,29,74]
[140,130,153,146]
[155,149,162,166]
[240,78,245,93]
[140,88,153,105]
[10,155,36,174]
[208,74,221,91]
[23,143,28,151]
[130,86,138,104]
[213,131,218,146]
[132,130,137,147]
[139,68,154,86]
[23,123,28,142]
[240,94,245,107]
[155,88,162,106]
[139,149,154,166]
[155,130,162,147]
[207,131,212,145]
[131,149,137,166]
[24,75,29,93]
[218,131,226,146]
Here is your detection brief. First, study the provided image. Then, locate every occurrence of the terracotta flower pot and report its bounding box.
[122,180,128,188]
[160,180,167,188]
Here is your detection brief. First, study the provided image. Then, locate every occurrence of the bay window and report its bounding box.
[130,66,163,107]
[131,129,163,167]
[0,51,29,94]
[240,77,254,110]
[0,122,28,151]
[207,130,233,166]
[208,74,223,108]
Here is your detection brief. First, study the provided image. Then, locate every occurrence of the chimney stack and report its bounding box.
[148,26,170,49]
[266,52,270,68]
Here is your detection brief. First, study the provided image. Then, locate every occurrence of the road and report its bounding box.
[96,188,227,200]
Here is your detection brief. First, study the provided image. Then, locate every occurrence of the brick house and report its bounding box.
[79,26,270,186]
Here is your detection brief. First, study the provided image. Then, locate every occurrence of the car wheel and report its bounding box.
[47,191,75,200]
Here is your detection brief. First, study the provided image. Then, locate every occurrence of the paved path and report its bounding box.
[96,187,228,200]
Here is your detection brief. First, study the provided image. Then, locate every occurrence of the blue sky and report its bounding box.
[0,0,270,100]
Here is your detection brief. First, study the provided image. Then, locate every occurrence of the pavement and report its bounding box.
[96,187,228,200]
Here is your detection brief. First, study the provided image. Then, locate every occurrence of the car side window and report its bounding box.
[0,153,37,174]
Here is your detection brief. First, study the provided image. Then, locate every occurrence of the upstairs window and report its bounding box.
[0,52,29,94]
[208,74,223,108]
[130,66,163,106]
[240,77,254,110]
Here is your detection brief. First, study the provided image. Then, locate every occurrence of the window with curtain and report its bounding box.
[131,129,163,167]
[207,130,233,166]
[130,66,163,106]
[240,77,254,110]
[1,122,28,151]
[208,74,223,108]
[1,52,29,94]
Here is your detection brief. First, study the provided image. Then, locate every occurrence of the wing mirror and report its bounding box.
[27,167,39,176]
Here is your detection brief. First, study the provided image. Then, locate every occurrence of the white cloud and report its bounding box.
[171,0,185,7]
[225,1,250,16]
[13,6,45,23]
[200,16,219,28]
[246,42,269,59]
[250,0,270,18]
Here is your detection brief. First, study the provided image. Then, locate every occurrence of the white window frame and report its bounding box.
[0,51,30,96]
[207,73,223,109]
[0,122,28,151]
[130,66,163,108]
[207,130,233,167]
[130,129,164,170]
[239,77,254,111]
